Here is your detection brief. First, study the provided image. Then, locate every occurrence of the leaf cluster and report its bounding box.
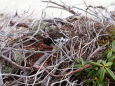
[73,41,115,86]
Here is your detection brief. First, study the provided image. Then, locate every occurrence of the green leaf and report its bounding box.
[106,68,115,80]
[107,51,112,59]
[106,62,113,67]
[101,60,106,65]
[108,56,115,62]
[88,61,102,67]
[98,83,103,86]
[111,41,115,49]
[73,64,82,68]
[98,67,106,83]
[81,58,85,65]
[83,79,94,85]
[86,69,96,78]
[97,60,103,64]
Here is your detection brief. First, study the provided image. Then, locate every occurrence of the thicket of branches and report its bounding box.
[0,0,115,86]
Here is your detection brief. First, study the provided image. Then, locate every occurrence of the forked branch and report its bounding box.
[42,0,80,15]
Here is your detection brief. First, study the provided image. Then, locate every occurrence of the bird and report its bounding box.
[42,29,69,46]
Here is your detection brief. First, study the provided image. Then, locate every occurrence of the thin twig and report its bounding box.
[34,64,91,78]
[42,0,78,15]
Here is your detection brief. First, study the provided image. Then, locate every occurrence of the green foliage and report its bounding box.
[106,25,115,36]
[98,26,115,46]
[73,41,115,86]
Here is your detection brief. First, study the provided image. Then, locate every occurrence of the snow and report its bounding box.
[0,0,114,18]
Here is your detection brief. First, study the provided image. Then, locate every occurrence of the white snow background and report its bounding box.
[0,0,114,18]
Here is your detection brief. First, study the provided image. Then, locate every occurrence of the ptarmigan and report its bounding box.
[42,29,69,46]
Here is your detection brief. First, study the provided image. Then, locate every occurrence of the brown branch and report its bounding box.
[33,64,92,78]
[65,64,91,76]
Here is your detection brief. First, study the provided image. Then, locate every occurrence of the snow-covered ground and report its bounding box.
[0,0,114,18]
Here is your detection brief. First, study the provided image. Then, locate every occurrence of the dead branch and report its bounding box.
[34,64,91,78]
[42,0,79,15]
